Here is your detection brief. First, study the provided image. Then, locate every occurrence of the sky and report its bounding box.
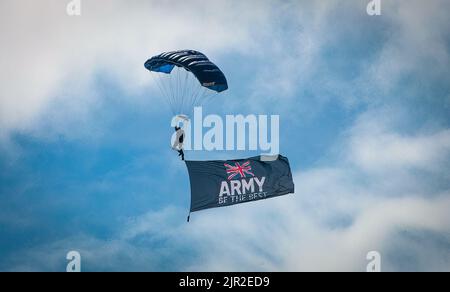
[0,0,450,271]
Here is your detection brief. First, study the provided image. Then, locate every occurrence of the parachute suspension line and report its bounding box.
[176,66,183,114]
[193,87,210,109]
[177,67,184,114]
[201,91,218,107]
[191,88,204,109]
[177,67,183,115]
[177,67,183,114]
[202,88,213,105]
[178,67,186,115]
[172,68,177,114]
[157,73,176,115]
[166,72,178,115]
[145,50,228,117]
[194,87,206,106]
[151,73,175,116]
[152,73,220,117]
[184,72,194,113]
[188,85,205,111]
[202,89,214,106]
[167,69,177,114]
[175,67,191,115]
[163,76,177,116]
[156,74,170,110]
[186,78,203,114]
[167,70,174,113]
[187,69,199,114]
[172,69,180,113]
[181,68,189,115]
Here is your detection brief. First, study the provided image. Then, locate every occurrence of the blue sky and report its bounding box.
[0,0,450,271]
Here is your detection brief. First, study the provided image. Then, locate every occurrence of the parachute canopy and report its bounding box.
[145,50,228,92]
[144,50,228,116]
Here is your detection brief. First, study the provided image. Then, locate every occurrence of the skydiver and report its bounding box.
[172,125,185,161]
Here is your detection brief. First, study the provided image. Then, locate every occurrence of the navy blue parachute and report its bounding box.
[145,50,228,116]
[145,50,228,92]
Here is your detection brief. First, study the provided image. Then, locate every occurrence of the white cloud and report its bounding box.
[5,106,450,272]
[0,0,271,139]
[113,107,450,271]
[346,110,450,173]
[1,0,449,138]
[1,0,450,272]
[365,0,450,93]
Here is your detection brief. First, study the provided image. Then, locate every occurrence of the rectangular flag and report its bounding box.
[185,155,295,214]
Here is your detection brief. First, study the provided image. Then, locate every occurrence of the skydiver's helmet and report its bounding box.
[173,114,189,129]
[176,114,189,122]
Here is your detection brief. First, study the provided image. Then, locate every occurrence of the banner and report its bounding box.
[185,155,295,215]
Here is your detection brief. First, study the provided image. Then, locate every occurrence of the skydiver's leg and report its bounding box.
[180,149,184,161]
[176,143,183,155]
[172,141,179,150]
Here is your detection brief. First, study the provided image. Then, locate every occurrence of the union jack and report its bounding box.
[224,161,255,180]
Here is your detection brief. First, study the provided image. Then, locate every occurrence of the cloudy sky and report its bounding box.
[0,0,449,271]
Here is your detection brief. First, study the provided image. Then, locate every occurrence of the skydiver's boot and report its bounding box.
[179,150,185,161]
